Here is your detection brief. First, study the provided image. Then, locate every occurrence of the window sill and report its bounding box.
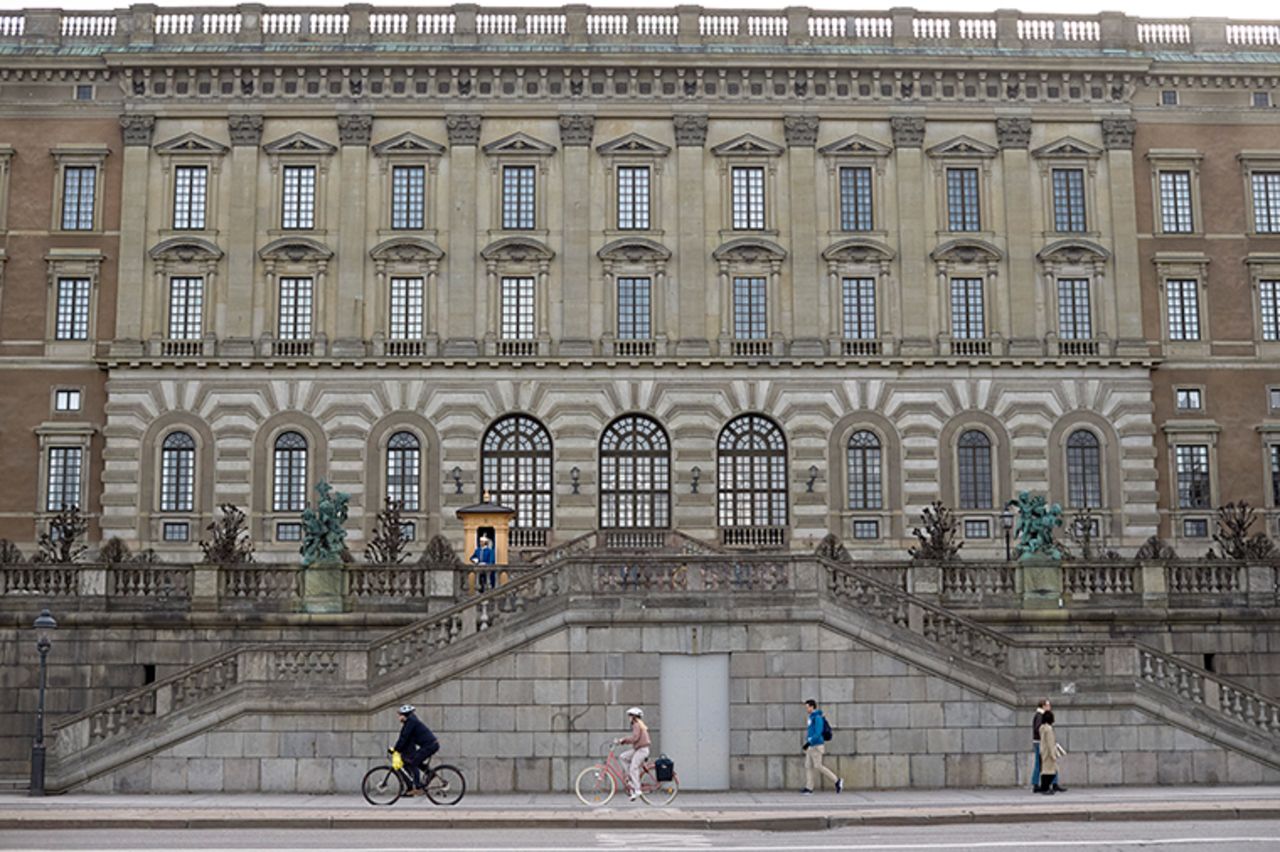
[719,228,780,239]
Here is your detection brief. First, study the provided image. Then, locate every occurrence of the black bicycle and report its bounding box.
[361,750,467,806]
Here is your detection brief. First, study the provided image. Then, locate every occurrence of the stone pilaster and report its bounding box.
[445,114,481,355]
[334,115,372,354]
[674,114,709,353]
[227,115,262,344]
[785,116,822,353]
[114,115,155,346]
[1102,119,1144,355]
[998,118,1037,349]
[559,115,594,354]
[891,118,930,350]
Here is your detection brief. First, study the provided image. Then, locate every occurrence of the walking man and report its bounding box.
[801,698,844,795]
[1030,698,1048,792]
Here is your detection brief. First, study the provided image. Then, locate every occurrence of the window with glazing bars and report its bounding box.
[1175,444,1211,509]
[502,166,536,229]
[1253,173,1280,233]
[946,168,981,231]
[1261,280,1279,341]
[1272,444,1280,505]
[391,166,425,230]
[388,277,424,340]
[957,430,993,509]
[385,431,421,512]
[172,166,208,230]
[1051,168,1086,232]
[841,278,877,339]
[61,166,96,230]
[950,278,985,339]
[281,165,316,229]
[500,277,535,339]
[54,278,91,341]
[167,277,203,340]
[731,166,765,230]
[847,430,883,510]
[277,277,313,340]
[272,431,308,512]
[716,414,788,528]
[616,277,651,339]
[599,415,670,529]
[838,166,874,231]
[45,447,82,511]
[733,277,767,339]
[1159,171,1194,233]
[481,415,553,528]
[616,166,650,230]
[1057,279,1092,340]
[159,431,196,512]
[1165,279,1200,340]
[1066,430,1103,508]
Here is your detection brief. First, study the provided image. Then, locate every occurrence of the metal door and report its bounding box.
[659,653,730,790]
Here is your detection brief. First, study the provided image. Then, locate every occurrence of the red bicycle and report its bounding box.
[574,744,679,806]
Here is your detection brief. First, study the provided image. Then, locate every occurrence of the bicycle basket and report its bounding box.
[391,751,404,770]
[654,755,675,782]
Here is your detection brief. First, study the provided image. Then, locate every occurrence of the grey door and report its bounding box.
[659,653,730,790]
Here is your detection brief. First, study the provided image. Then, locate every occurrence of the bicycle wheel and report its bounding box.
[638,765,679,806]
[424,764,467,806]
[361,765,405,806]
[574,765,616,807]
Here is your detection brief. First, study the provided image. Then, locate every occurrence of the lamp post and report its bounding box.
[29,609,57,797]
[1001,506,1015,562]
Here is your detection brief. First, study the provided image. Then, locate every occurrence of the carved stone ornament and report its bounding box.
[783,115,819,147]
[228,114,264,147]
[890,116,926,148]
[996,117,1032,150]
[119,114,156,146]
[337,114,373,146]
[673,114,709,147]
[558,114,595,146]
[446,114,483,146]
[1101,118,1136,150]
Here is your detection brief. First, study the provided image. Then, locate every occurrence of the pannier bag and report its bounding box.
[654,755,675,782]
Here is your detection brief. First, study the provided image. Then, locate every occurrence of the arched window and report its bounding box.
[272,431,308,512]
[600,415,671,528]
[159,431,196,512]
[1066,429,1103,508]
[847,430,883,510]
[957,430,993,509]
[482,415,553,528]
[717,415,788,528]
[386,431,421,511]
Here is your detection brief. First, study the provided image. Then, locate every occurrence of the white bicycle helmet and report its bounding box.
[626,706,644,718]
[398,704,416,715]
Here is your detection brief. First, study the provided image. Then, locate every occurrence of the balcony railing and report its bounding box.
[509,527,549,549]
[497,339,538,358]
[613,339,656,358]
[730,339,773,358]
[271,339,314,358]
[720,526,788,548]
[1059,339,1100,357]
[840,338,883,357]
[160,339,204,357]
[386,338,428,358]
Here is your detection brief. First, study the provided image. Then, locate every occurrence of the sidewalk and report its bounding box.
[3,787,1280,831]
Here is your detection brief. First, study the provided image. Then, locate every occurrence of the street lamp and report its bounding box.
[30,609,57,797]
[1001,506,1015,562]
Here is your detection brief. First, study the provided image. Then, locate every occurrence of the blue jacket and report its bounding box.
[394,714,439,758]
[805,709,827,747]
[471,545,496,565]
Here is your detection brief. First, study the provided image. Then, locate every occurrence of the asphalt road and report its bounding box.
[4,820,1280,851]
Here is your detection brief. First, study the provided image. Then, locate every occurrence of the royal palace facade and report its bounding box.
[0,5,1278,561]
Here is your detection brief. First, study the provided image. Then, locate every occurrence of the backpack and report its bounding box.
[821,717,833,742]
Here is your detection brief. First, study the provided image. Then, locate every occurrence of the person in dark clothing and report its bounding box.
[393,704,439,794]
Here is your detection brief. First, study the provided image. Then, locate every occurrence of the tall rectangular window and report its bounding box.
[1051,168,1086,232]
[391,165,425,230]
[946,167,981,231]
[838,166,874,231]
[732,277,767,339]
[281,165,316,229]
[731,166,766,230]
[54,278,91,340]
[841,278,877,339]
[500,277,535,339]
[389,277,424,340]
[167,277,203,340]
[1159,171,1194,233]
[61,166,96,230]
[277,277,313,340]
[172,165,208,230]
[1252,173,1280,233]
[1166,279,1200,340]
[950,278,985,339]
[1175,444,1211,509]
[1261,280,1279,341]
[46,447,82,511]
[616,166,651,230]
[502,166,536,229]
[616,277,651,339]
[1057,279,1092,340]
[1272,444,1280,506]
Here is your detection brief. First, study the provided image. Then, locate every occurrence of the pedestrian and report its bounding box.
[470,534,496,591]
[614,706,651,802]
[800,698,844,795]
[1037,710,1066,794]
[1030,698,1048,793]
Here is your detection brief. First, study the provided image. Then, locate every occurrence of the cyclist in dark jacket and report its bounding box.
[394,704,439,794]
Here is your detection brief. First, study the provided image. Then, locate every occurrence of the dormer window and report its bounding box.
[711,134,784,235]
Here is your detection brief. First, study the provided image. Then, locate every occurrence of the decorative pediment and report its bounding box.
[818,134,892,158]
[370,237,444,263]
[149,237,223,263]
[712,237,787,263]
[926,136,998,159]
[930,239,1004,264]
[482,133,556,156]
[822,238,895,264]
[1032,137,1102,160]
[153,132,229,156]
[710,134,785,158]
[480,236,555,263]
[262,132,337,156]
[596,133,671,157]
[258,237,334,263]
[372,132,446,157]
[1036,239,1110,265]
[598,237,672,264]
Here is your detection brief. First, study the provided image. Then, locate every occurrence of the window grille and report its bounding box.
[159,432,196,512]
[600,415,671,528]
[385,431,421,511]
[1065,430,1103,508]
[946,167,981,231]
[717,414,787,528]
[957,430,993,509]
[733,277,767,339]
[1175,444,1211,509]
[838,166,873,231]
[502,165,536,229]
[481,415,553,529]
[846,430,883,510]
[1051,168,1086,232]
[167,277,204,340]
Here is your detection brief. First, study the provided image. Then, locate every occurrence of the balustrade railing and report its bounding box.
[346,564,427,601]
[730,339,773,358]
[1,564,80,596]
[509,527,549,549]
[1063,562,1137,597]
[1167,562,1244,597]
[721,525,787,548]
[497,339,538,358]
[109,565,191,599]
[942,563,1017,601]
[220,564,301,602]
[593,556,792,593]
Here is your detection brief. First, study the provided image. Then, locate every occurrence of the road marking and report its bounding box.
[596,832,712,848]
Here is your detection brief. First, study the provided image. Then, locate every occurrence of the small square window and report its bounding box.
[54,389,82,412]
[1182,518,1209,538]
[1175,388,1202,412]
[1254,92,1272,108]
[964,519,991,539]
[1161,90,1179,106]
[276,522,303,542]
[1071,517,1101,538]
[75,85,93,101]
[163,522,190,542]
[1270,388,1280,412]
[852,520,879,540]
[401,522,416,542]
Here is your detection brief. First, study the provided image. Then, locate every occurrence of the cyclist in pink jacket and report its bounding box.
[614,706,651,801]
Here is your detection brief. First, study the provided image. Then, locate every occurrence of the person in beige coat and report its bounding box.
[1037,710,1061,794]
